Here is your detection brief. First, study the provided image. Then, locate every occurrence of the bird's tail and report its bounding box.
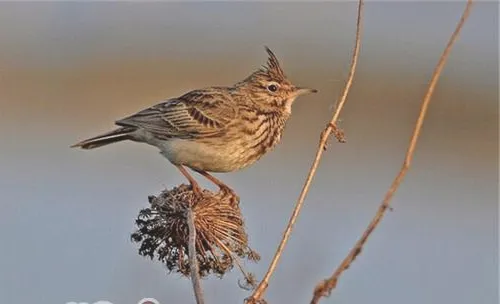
[71,127,135,149]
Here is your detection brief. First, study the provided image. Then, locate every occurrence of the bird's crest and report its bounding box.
[262,46,286,80]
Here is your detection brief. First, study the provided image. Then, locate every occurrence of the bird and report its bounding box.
[72,47,317,196]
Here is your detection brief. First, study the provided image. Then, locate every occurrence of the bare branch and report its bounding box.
[247,1,365,302]
[187,207,205,304]
[310,1,474,303]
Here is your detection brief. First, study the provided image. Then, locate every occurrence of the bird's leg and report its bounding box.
[175,165,202,196]
[193,169,238,198]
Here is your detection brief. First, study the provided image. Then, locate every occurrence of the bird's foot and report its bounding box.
[219,185,239,205]
[190,182,203,198]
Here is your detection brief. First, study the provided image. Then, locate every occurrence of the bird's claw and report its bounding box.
[219,185,239,205]
[190,183,203,197]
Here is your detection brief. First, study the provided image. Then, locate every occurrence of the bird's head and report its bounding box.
[236,47,317,113]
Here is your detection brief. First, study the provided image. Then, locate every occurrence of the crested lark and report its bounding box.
[72,47,317,195]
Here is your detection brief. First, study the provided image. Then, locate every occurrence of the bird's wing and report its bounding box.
[115,88,237,140]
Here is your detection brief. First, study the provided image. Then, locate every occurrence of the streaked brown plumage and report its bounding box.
[72,47,317,195]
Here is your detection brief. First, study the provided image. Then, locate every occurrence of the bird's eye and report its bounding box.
[267,83,279,92]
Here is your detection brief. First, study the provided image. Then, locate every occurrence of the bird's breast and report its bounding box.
[157,137,258,172]
[232,111,288,166]
[153,112,288,173]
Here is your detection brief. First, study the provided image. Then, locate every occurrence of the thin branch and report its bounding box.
[187,207,205,304]
[247,1,364,302]
[310,1,474,303]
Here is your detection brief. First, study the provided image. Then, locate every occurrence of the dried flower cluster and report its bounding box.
[131,184,260,278]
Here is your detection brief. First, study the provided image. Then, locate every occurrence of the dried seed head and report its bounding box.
[131,184,259,278]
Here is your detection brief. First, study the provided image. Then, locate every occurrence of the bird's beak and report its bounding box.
[294,87,318,96]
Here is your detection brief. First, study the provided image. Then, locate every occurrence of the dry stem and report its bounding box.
[310,1,474,303]
[247,0,364,302]
[187,207,205,304]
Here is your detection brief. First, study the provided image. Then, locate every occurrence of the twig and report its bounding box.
[187,207,205,304]
[310,1,474,303]
[247,1,364,302]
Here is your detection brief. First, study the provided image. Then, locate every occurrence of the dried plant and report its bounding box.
[247,1,364,303]
[246,0,474,303]
[131,184,259,280]
[311,1,474,302]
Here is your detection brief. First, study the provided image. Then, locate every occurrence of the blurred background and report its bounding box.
[0,2,497,304]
